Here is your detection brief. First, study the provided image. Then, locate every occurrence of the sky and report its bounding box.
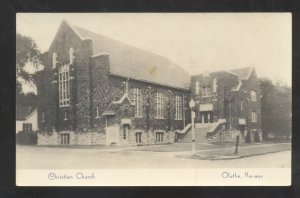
[17,13,291,92]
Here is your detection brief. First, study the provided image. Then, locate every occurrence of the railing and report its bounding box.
[207,122,225,138]
[179,123,192,134]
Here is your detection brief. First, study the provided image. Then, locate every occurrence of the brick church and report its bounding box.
[37,20,261,145]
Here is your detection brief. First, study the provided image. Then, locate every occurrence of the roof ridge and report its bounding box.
[229,66,253,72]
[72,24,185,70]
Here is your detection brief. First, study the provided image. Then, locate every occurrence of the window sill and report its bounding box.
[135,116,143,118]
[174,119,183,121]
[155,117,165,120]
[59,105,70,108]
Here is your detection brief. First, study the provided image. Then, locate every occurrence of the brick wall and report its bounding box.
[37,21,94,133]
[191,71,239,123]
[37,21,187,146]
[242,70,262,133]
[190,69,262,142]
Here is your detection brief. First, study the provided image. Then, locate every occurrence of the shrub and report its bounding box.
[254,131,261,142]
[245,132,251,143]
[16,131,37,145]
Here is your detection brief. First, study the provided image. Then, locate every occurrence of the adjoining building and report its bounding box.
[178,67,262,143]
[16,105,37,134]
[36,20,262,146]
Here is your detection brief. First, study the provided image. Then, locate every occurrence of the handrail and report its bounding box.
[178,123,192,134]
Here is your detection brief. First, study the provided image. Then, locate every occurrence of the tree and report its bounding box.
[260,78,291,140]
[16,33,41,90]
[16,33,41,106]
[16,92,37,107]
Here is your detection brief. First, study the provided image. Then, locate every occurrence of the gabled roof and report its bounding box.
[229,66,253,80]
[64,21,190,90]
[16,105,36,120]
[231,82,243,92]
[113,94,135,105]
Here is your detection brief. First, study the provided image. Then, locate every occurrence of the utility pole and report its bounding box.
[229,98,232,135]
[189,99,196,154]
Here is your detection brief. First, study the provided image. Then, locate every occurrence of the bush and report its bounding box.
[245,132,251,143]
[254,131,261,142]
[16,131,37,145]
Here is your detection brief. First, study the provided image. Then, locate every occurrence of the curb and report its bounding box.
[192,148,291,160]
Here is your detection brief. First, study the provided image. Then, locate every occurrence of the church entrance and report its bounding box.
[200,111,213,123]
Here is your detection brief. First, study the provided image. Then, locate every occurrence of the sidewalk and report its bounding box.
[177,142,291,160]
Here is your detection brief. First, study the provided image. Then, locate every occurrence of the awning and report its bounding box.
[102,110,115,116]
[199,103,213,111]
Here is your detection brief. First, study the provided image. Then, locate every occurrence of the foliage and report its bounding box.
[245,132,251,143]
[16,131,37,145]
[16,33,41,90]
[254,131,261,142]
[16,92,37,107]
[260,78,291,140]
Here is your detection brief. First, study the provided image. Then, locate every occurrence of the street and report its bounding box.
[16,144,291,169]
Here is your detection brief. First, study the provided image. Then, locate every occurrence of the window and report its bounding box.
[59,64,70,107]
[61,134,70,145]
[136,132,142,143]
[52,52,57,68]
[202,86,212,97]
[155,91,164,119]
[156,132,164,143]
[41,112,45,122]
[251,111,257,122]
[175,95,183,120]
[123,125,129,140]
[96,106,100,118]
[240,100,244,110]
[213,78,217,93]
[69,47,75,64]
[64,111,68,121]
[251,91,257,102]
[195,80,200,95]
[131,87,143,117]
[23,123,32,133]
[124,81,129,94]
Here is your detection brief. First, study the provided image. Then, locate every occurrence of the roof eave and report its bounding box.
[109,71,190,91]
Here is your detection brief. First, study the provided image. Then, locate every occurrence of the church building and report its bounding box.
[37,20,262,146]
[37,20,190,145]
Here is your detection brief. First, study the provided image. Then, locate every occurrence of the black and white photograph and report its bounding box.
[16,13,291,186]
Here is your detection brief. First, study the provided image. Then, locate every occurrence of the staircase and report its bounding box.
[177,121,226,143]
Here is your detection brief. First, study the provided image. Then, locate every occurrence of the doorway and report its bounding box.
[60,133,70,145]
[239,125,245,137]
[122,124,130,142]
[174,132,178,142]
[200,112,213,123]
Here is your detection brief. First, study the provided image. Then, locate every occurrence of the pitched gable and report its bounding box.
[16,105,35,121]
[62,22,190,90]
[229,67,254,80]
